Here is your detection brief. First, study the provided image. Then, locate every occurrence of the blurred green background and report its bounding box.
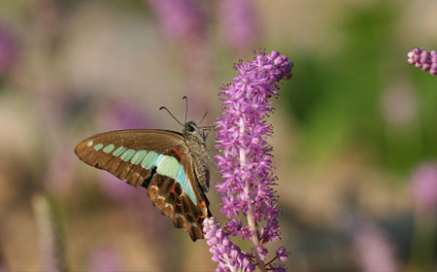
[0,0,436,271]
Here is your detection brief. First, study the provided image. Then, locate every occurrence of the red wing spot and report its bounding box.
[185,212,194,218]
[175,202,182,207]
[195,215,205,222]
[172,147,183,160]
[171,184,176,195]
[200,201,206,207]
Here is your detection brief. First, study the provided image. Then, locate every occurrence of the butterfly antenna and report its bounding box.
[199,111,208,125]
[182,96,188,123]
[159,106,184,127]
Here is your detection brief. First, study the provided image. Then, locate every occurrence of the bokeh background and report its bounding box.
[0,0,436,271]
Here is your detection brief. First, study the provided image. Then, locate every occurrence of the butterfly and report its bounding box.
[74,110,212,241]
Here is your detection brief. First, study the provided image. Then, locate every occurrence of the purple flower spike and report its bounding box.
[207,50,293,271]
[407,47,437,76]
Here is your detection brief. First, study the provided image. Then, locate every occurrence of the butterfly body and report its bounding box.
[75,122,211,241]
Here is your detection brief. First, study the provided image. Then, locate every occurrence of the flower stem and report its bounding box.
[239,118,266,272]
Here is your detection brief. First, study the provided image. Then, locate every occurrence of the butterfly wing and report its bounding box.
[75,129,211,241]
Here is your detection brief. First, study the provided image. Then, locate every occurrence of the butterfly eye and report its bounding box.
[187,124,196,132]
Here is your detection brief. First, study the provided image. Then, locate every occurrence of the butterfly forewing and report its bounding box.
[75,129,211,241]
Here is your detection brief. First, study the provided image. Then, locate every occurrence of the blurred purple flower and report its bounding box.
[411,162,437,211]
[144,0,212,117]
[407,47,437,76]
[352,222,399,272]
[0,21,18,76]
[219,0,260,53]
[146,0,206,42]
[89,246,124,272]
[206,50,293,271]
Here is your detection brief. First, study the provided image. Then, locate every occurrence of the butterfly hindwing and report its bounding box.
[147,150,212,240]
[74,129,211,241]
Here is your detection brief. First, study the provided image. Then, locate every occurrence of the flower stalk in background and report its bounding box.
[407,47,437,76]
[205,50,293,271]
[32,194,66,272]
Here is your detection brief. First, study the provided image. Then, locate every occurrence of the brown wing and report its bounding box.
[75,129,211,241]
[75,130,185,186]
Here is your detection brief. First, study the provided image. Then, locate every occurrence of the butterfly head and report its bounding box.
[183,121,213,142]
[184,121,198,133]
